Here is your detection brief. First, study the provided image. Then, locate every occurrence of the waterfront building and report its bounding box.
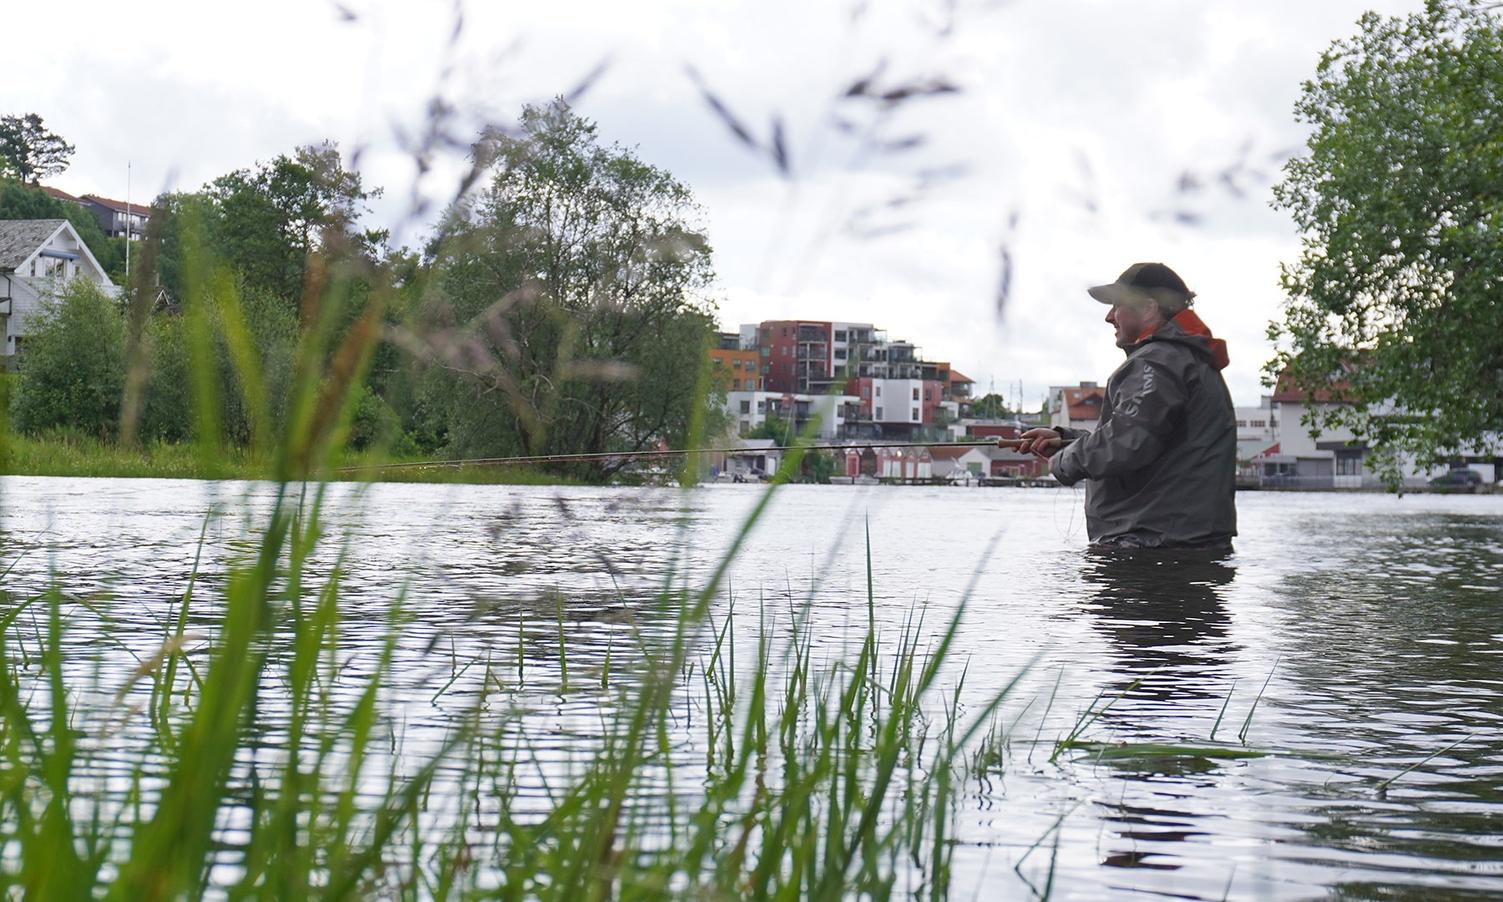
[1047,382,1105,432]
[927,443,1045,480]
[838,445,932,481]
[710,332,762,392]
[1262,373,1500,487]
[752,319,833,394]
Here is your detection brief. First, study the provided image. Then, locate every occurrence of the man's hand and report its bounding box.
[1016,428,1062,458]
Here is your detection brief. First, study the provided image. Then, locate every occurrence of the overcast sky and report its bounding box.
[14,0,1420,408]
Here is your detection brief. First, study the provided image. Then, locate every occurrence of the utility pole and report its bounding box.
[124,161,131,284]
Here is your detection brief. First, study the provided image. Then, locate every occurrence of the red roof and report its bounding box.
[82,193,151,215]
[40,186,80,203]
[949,369,974,385]
[1063,387,1105,421]
[1270,371,1353,404]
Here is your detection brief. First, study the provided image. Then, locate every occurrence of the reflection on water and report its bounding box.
[1071,550,1239,879]
[3,478,1503,899]
[1080,547,1236,696]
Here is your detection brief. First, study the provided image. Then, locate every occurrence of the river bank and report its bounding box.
[0,433,571,485]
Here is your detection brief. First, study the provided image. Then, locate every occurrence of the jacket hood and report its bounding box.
[1133,310,1230,370]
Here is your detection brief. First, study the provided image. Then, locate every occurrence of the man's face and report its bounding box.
[1105,301,1152,349]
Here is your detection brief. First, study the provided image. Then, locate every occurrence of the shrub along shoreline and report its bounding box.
[0,432,571,485]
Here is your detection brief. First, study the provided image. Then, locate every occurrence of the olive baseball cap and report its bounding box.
[1088,262,1196,312]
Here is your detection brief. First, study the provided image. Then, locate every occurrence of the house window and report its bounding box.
[912,388,920,401]
[756,401,765,413]
[739,400,751,414]
[1236,420,1246,428]
[1251,419,1265,428]
[876,406,884,419]
[1336,450,1363,475]
[875,385,882,397]
[911,410,919,422]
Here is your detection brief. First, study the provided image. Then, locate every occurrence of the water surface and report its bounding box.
[2,477,1500,899]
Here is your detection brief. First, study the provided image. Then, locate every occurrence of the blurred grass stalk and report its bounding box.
[0,213,1017,897]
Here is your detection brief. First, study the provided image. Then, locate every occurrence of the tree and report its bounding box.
[12,281,125,437]
[1269,0,1503,475]
[421,100,721,478]
[967,393,1011,420]
[746,419,833,482]
[0,114,74,184]
[154,143,383,305]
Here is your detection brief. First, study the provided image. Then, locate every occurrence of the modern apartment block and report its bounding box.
[709,332,762,392]
[723,319,972,439]
[752,320,834,394]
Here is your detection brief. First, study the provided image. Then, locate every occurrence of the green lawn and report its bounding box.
[0,432,571,485]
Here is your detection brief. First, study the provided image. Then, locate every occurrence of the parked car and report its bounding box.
[1429,469,1482,492]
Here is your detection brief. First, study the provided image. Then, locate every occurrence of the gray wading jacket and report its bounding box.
[1050,313,1237,548]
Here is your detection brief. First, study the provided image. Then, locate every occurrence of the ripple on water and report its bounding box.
[3,478,1503,898]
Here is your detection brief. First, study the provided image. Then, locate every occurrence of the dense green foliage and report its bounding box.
[967,392,1011,420]
[11,282,125,437]
[153,143,383,305]
[0,113,73,184]
[1269,0,1503,472]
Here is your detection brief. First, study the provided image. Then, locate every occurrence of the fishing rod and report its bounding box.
[335,435,1075,474]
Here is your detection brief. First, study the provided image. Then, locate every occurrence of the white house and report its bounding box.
[0,219,116,363]
[929,445,992,479]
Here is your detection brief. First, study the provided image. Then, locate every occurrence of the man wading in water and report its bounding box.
[1017,263,1237,550]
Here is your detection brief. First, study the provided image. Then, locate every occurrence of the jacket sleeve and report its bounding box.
[1051,354,1186,486]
